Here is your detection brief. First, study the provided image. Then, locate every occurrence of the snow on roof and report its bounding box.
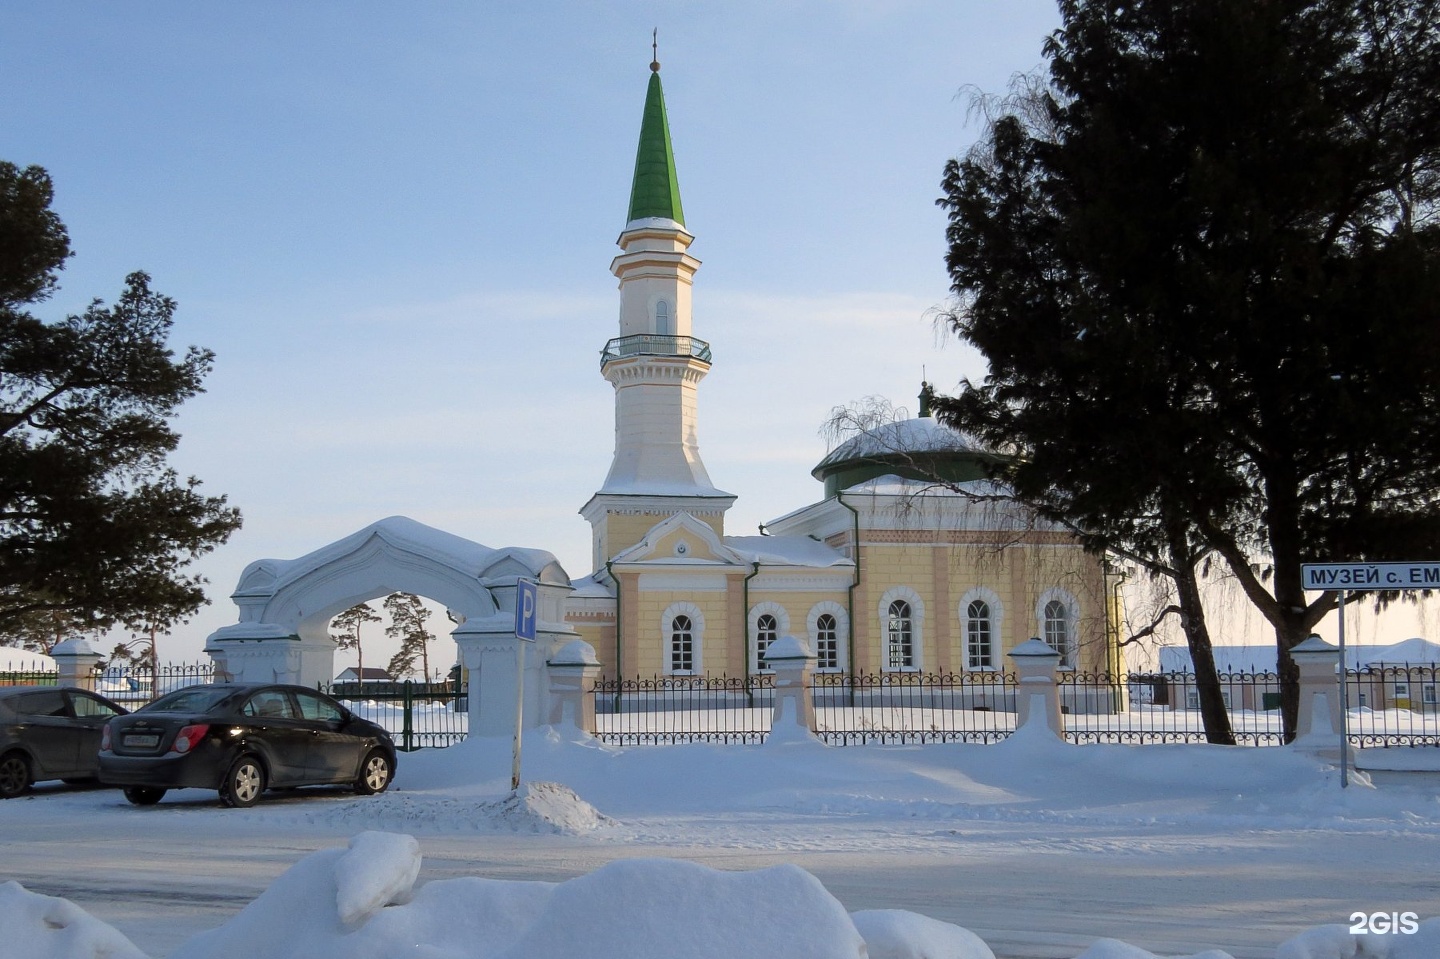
[815,416,991,473]
[840,474,1014,499]
[1157,639,1440,673]
[0,647,56,672]
[567,573,616,598]
[236,515,569,597]
[724,535,853,568]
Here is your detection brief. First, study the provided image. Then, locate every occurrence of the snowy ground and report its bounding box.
[1,725,1438,958]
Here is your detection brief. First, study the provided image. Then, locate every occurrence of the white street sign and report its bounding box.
[1301,562,1440,591]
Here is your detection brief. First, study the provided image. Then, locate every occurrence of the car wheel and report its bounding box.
[123,786,167,806]
[0,751,30,799]
[219,755,266,808]
[354,750,392,795]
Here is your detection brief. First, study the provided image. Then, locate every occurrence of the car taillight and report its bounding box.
[169,724,211,754]
[100,723,112,752]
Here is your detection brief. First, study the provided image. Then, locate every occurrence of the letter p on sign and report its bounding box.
[515,579,538,642]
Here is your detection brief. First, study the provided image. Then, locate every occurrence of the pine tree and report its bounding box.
[331,603,381,680]
[383,592,434,681]
[936,0,1440,740]
[0,161,241,634]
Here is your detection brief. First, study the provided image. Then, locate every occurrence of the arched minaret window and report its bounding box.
[654,300,671,336]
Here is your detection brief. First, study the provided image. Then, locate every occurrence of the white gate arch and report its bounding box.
[205,516,576,735]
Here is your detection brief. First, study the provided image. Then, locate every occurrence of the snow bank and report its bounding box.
[0,880,148,959]
[852,909,996,959]
[1071,941,1235,959]
[297,780,610,835]
[170,835,865,959]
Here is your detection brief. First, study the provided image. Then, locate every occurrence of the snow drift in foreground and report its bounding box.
[4,829,1435,959]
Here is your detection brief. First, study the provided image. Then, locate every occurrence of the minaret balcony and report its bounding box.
[600,334,712,367]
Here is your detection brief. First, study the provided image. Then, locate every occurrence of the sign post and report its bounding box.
[1300,561,1440,790]
[511,578,538,792]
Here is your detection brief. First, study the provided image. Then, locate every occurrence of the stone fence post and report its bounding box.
[546,640,602,735]
[50,638,104,692]
[1290,634,1343,759]
[1008,638,1065,739]
[762,635,818,744]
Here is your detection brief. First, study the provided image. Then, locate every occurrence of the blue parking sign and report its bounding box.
[514,579,537,642]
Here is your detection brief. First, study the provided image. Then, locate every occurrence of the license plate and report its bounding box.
[123,734,160,748]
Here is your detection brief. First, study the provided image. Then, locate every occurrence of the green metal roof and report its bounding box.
[627,70,685,225]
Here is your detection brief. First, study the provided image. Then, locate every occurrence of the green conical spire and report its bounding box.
[626,65,685,225]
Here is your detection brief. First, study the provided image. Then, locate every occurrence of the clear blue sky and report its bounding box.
[4,3,1424,659]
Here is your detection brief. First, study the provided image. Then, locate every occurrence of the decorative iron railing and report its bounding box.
[592,674,774,744]
[1345,664,1440,747]
[600,334,712,366]
[320,679,468,751]
[809,671,1021,745]
[1061,670,1285,745]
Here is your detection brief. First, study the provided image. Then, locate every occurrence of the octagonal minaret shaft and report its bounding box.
[581,59,734,570]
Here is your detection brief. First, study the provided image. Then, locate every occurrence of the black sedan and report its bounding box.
[99,683,396,807]
[0,686,129,798]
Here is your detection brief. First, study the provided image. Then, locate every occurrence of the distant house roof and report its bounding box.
[336,667,393,681]
[1157,638,1440,674]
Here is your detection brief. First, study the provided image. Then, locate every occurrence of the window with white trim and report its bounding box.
[755,614,778,672]
[670,614,695,674]
[887,600,915,670]
[807,601,848,673]
[966,600,993,669]
[1423,685,1437,705]
[814,613,840,671]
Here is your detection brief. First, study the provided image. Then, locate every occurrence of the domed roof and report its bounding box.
[812,415,1004,498]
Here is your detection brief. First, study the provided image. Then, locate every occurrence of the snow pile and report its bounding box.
[851,909,995,959]
[168,833,870,959]
[1072,942,1234,959]
[297,780,610,835]
[0,880,148,959]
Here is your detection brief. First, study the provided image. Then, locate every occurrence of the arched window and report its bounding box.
[1043,599,1071,667]
[887,600,914,670]
[878,587,923,672]
[755,614,778,671]
[655,300,671,335]
[966,600,993,669]
[814,614,839,671]
[807,601,849,673]
[670,614,695,674]
[661,601,705,675]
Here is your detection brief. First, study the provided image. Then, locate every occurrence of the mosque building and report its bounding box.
[204,57,1123,711]
[563,59,1120,682]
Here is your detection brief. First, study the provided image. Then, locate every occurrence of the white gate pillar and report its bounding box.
[1008,638,1065,739]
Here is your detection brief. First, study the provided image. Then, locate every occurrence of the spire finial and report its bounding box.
[651,28,660,72]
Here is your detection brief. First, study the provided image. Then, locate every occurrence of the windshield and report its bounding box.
[140,687,234,714]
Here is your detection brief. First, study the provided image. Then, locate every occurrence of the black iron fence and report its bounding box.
[320,679,468,751]
[810,671,1020,744]
[592,674,774,744]
[1345,664,1440,747]
[1061,671,1285,745]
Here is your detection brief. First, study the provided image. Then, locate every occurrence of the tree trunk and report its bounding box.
[1167,523,1236,745]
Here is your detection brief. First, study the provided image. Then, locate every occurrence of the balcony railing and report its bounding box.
[600,334,712,367]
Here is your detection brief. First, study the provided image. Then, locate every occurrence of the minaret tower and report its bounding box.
[581,50,734,571]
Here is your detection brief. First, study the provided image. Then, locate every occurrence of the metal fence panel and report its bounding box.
[810,672,1020,745]
[592,675,774,745]
[1346,664,1440,747]
[320,680,469,751]
[1063,671,1286,746]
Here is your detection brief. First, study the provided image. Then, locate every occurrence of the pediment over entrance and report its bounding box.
[610,511,746,566]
